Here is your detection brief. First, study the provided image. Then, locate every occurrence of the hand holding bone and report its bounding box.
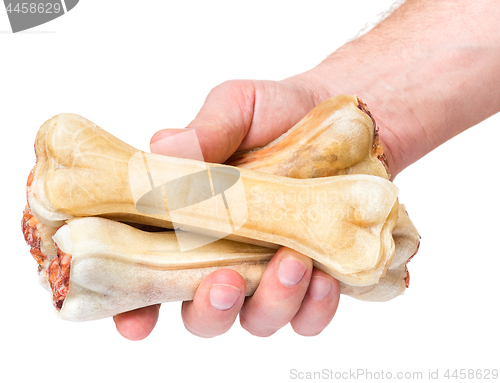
[23,92,419,337]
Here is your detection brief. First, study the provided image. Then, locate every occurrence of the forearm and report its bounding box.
[292,0,500,176]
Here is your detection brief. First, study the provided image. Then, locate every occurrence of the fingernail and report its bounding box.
[209,284,242,311]
[278,256,307,287]
[150,129,204,160]
[309,276,332,301]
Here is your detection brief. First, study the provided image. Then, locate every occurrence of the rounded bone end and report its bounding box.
[340,265,408,302]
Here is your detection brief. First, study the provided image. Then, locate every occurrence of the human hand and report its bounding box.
[114,0,500,340]
[113,78,347,339]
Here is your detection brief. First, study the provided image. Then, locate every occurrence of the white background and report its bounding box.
[1,1,499,382]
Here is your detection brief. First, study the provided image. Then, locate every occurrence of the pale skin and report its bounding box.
[113,0,500,339]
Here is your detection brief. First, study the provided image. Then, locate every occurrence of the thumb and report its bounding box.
[150,80,256,163]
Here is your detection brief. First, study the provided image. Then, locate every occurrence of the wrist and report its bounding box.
[289,0,500,177]
[288,44,416,177]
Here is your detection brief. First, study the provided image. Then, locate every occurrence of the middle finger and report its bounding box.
[239,247,313,337]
